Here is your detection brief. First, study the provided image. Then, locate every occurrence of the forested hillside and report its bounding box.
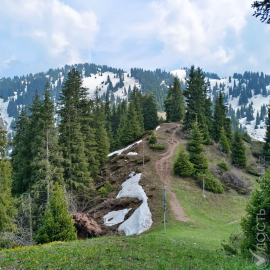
[0,63,174,136]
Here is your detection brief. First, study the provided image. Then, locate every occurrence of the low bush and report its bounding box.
[246,166,260,177]
[241,132,251,143]
[218,159,229,171]
[173,148,195,177]
[150,144,166,150]
[149,135,157,144]
[98,182,114,197]
[196,170,224,194]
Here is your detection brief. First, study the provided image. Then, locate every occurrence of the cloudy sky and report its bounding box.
[0,0,269,78]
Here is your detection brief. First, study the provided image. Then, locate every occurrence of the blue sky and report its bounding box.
[0,0,269,78]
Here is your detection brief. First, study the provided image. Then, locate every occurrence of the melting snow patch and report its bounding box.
[115,172,152,235]
[156,126,160,131]
[103,209,132,226]
[127,152,138,155]
[108,140,142,157]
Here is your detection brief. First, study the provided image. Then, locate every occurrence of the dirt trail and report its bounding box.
[154,125,192,222]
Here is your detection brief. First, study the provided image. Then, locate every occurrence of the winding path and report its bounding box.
[154,125,192,222]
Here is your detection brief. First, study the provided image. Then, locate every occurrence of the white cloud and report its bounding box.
[0,0,99,74]
[151,0,253,68]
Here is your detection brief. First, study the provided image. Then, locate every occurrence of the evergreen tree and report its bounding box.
[118,101,142,146]
[164,77,185,122]
[219,127,230,153]
[30,83,64,203]
[241,167,270,253]
[0,127,17,232]
[11,108,31,194]
[173,148,195,177]
[186,120,209,173]
[34,183,77,244]
[255,111,260,129]
[182,66,209,132]
[231,130,247,167]
[93,90,110,165]
[130,87,144,132]
[263,107,270,161]
[142,93,159,130]
[212,90,227,142]
[58,69,92,190]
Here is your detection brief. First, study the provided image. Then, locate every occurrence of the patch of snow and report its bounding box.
[156,126,160,131]
[103,208,132,226]
[0,98,14,130]
[127,152,138,156]
[116,172,152,235]
[108,140,142,157]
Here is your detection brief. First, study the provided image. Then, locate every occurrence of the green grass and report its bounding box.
[0,134,259,269]
[0,226,255,270]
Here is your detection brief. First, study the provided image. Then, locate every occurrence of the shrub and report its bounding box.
[246,166,260,177]
[218,159,229,171]
[149,135,157,144]
[241,132,251,143]
[196,170,224,194]
[150,144,166,150]
[34,183,77,244]
[173,148,195,177]
[98,181,114,197]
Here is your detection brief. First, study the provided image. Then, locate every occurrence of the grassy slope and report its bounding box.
[0,123,260,269]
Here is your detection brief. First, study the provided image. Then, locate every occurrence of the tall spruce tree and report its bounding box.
[186,120,209,173]
[58,69,92,190]
[231,130,247,167]
[164,77,185,122]
[130,87,144,132]
[263,107,270,161]
[0,127,17,232]
[30,83,64,203]
[219,127,230,153]
[212,90,227,142]
[93,90,110,166]
[142,93,159,130]
[11,108,31,194]
[118,101,142,146]
[183,66,209,131]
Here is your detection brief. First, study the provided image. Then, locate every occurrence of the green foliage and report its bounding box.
[150,144,166,150]
[186,120,209,173]
[0,158,17,233]
[218,159,229,171]
[231,130,247,168]
[58,69,93,190]
[246,166,260,177]
[173,148,195,177]
[196,170,224,194]
[263,107,270,161]
[241,168,270,254]
[118,101,142,146]
[149,135,157,144]
[98,182,114,197]
[182,66,210,139]
[142,93,158,130]
[212,91,229,142]
[219,127,230,153]
[241,132,251,143]
[34,183,77,244]
[164,77,185,122]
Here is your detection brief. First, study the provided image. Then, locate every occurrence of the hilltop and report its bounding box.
[0,121,262,269]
